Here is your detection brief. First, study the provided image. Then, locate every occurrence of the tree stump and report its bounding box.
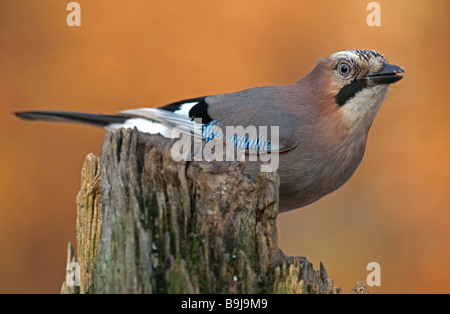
[61,128,345,294]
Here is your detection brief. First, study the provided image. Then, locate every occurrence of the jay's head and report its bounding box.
[310,49,404,133]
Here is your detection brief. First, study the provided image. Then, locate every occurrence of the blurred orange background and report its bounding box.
[1,0,449,293]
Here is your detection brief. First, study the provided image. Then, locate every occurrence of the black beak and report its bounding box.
[368,63,405,85]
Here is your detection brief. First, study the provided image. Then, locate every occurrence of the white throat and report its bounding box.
[340,85,389,134]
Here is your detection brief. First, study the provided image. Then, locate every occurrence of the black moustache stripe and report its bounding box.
[335,78,368,106]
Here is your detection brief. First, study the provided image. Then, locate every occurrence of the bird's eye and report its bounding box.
[338,61,351,77]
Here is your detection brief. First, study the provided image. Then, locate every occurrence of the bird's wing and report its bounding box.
[118,97,208,139]
[206,86,301,153]
[119,86,300,153]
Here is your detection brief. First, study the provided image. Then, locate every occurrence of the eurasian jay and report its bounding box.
[15,49,404,212]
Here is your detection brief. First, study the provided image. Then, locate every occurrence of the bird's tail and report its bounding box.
[14,110,129,128]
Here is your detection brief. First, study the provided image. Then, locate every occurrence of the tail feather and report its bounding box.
[14,110,129,128]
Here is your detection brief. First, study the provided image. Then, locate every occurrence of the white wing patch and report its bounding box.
[106,118,173,137]
[173,102,198,117]
[107,101,202,138]
[118,106,203,138]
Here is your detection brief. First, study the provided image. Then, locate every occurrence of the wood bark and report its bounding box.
[60,128,364,294]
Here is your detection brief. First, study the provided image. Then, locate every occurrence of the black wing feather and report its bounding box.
[160,96,213,124]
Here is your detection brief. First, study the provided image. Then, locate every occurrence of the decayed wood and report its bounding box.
[61,153,101,294]
[61,128,351,294]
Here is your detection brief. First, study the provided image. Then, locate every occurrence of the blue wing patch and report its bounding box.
[202,120,222,142]
[202,120,271,152]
